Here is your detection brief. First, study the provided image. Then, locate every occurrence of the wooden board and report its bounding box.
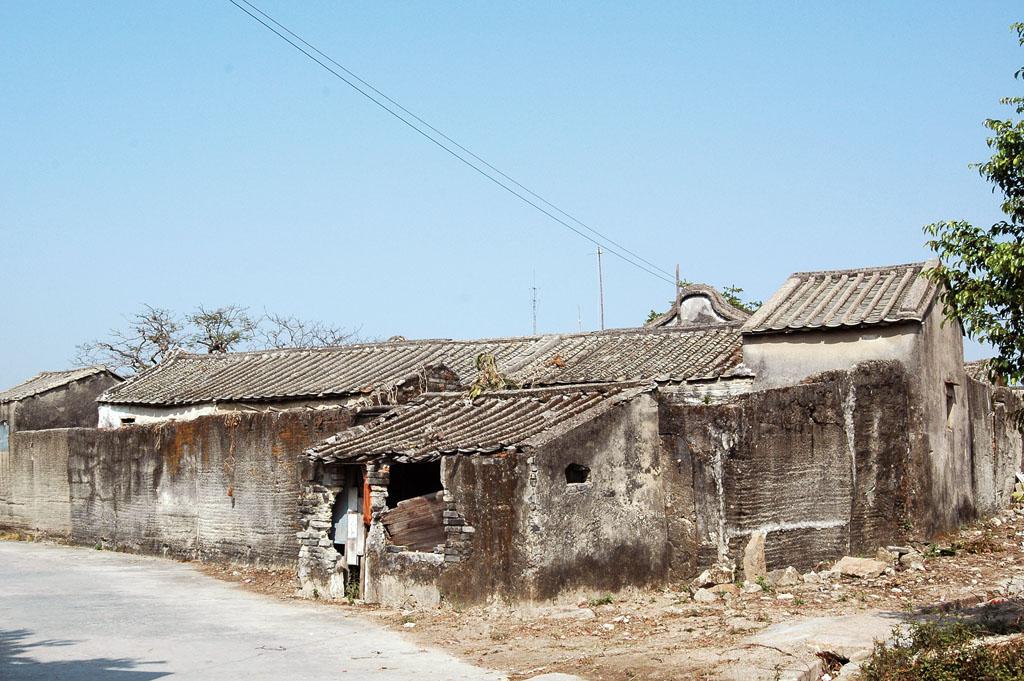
[381,491,446,552]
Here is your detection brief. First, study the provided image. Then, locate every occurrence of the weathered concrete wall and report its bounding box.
[742,324,919,390]
[15,372,121,431]
[968,380,1024,516]
[907,303,974,536]
[60,409,351,566]
[665,362,914,574]
[357,395,668,606]
[522,394,668,600]
[0,430,73,535]
[1,409,347,559]
[1,372,121,433]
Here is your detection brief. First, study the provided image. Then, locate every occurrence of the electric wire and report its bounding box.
[235,0,675,282]
[226,0,676,285]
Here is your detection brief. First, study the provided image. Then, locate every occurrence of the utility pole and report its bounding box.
[531,270,538,336]
[577,305,583,333]
[596,246,605,331]
[676,263,682,303]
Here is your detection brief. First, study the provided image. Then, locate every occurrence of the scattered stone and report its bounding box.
[691,563,735,588]
[833,556,887,579]
[741,581,763,594]
[898,550,924,568]
[887,545,913,556]
[776,593,794,601]
[802,571,821,584]
[766,566,801,587]
[1000,575,1024,595]
[709,583,739,595]
[547,607,596,621]
[875,547,898,564]
[726,617,761,632]
[743,530,767,581]
[692,588,719,603]
[991,517,1004,527]
[403,622,416,628]
[600,623,615,631]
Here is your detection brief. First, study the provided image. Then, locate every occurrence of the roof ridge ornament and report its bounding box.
[645,284,752,329]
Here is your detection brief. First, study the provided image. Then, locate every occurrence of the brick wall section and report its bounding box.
[64,409,351,566]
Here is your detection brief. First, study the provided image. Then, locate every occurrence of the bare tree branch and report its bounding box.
[74,305,184,374]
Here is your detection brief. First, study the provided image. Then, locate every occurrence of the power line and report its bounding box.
[226,0,676,286]
[236,0,675,282]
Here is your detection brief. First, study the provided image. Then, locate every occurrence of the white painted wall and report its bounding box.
[742,324,920,389]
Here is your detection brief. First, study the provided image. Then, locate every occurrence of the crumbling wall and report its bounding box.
[0,429,73,535]
[435,452,526,604]
[520,394,668,601]
[665,362,913,575]
[968,380,1024,515]
[65,409,351,566]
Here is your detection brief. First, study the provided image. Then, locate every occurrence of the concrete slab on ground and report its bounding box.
[0,541,507,681]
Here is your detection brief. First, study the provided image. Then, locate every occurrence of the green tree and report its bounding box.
[924,23,1024,384]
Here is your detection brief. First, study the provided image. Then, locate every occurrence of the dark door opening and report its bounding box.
[386,460,443,507]
[381,461,446,552]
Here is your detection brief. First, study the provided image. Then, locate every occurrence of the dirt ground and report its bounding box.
[196,502,1024,680]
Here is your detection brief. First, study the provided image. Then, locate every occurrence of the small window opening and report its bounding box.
[120,417,136,425]
[0,421,8,453]
[565,463,590,484]
[945,382,957,430]
[386,461,443,507]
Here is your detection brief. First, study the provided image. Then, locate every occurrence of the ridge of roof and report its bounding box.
[646,284,752,328]
[158,321,746,360]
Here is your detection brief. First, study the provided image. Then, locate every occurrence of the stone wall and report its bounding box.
[0,409,351,567]
[0,429,73,535]
[663,362,915,575]
[968,379,1024,515]
[352,395,668,606]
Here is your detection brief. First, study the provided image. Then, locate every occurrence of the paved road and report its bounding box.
[0,541,506,681]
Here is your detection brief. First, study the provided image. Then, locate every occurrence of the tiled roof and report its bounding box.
[99,325,745,407]
[0,367,119,404]
[964,359,995,383]
[308,384,650,463]
[742,261,938,335]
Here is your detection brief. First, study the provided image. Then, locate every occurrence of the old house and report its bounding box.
[0,366,122,534]
[0,366,122,434]
[1,259,1020,609]
[293,261,1023,606]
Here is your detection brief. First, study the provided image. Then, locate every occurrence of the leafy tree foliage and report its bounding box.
[924,23,1024,383]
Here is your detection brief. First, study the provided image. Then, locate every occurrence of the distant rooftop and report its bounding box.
[0,367,120,404]
[742,260,939,335]
[99,324,746,407]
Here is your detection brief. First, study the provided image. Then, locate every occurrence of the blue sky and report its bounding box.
[1,2,1020,386]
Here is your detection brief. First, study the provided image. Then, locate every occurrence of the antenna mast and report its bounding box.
[531,271,538,335]
[596,246,605,330]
